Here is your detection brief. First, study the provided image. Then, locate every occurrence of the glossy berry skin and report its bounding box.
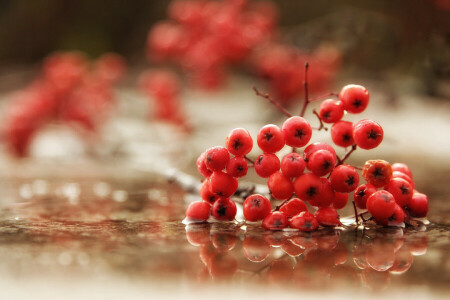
[279,198,308,218]
[268,172,294,200]
[262,211,288,230]
[391,163,413,179]
[209,171,238,197]
[204,146,230,171]
[353,119,383,150]
[293,173,323,203]
[306,149,336,176]
[289,211,318,231]
[331,121,354,147]
[196,152,212,177]
[200,179,219,204]
[330,165,359,193]
[319,99,344,123]
[212,198,237,221]
[254,153,280,178]
[408,192,428,218]
[354,184,377,209]
[315,207,340,227]
[310,178,335,207]
[374,204,405,226]
[225,128,253,156]
[392,171,415,189]
[333,192,349,210]
[281,153,305,178]
[303,142,337,162]
[243,194,271,222]
[281,116,312,147]
[186,201,211,222]
[367,190,396,220]
[386,178,413,207]
[339,84,369,114]
[226,156,248,178]
[257,124,285,153]
[362,160,393,188]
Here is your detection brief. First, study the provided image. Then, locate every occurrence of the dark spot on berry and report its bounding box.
[372,167,384,178]
[343,134,351,142]
[273,218,282,227]
[322,160,332,170]
[358,189,366,197]
[237,165,243,172]
[295,129,305,139]
[353,99,362,108]
[306,187,317,197]
[233,139,242,150]
[367,129,379,140]
[290,155,298,162]
[209,195,216,203]
[257,156,264,164]
[345,176,355,186]
[323,111,331,120]
[206,154,212,162]
[264,132,273,141]
[217,205,227,216]
[252,198,261,207]
[381,194,391,202]
[400,185,410,195]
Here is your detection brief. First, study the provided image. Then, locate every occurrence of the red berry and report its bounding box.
[204,146,230,171]
[330,165,359,193]
[367,190,396,220]
[392,171,415,189]
[289,211,318,231]
[319,99,344,123]
[279,198,308,218]
[303,142,337,161]
[225,128,253,156]
[354,184,377,209]
[306,149,336,176]
[262,211,288,230]
[391,163,413,179]
[185,201,211,222]
[339,84,369,114]
[212,198,237,221]
[331,121,354,147]
[293,173,322,203]
[353,119,383,150]
[196,152,212,177]
[315,207,340,227]
[281,116,312,147]
[386,178,413,207]
[281,153,305,178]
[254,153,280,178]
[362,160,393,188]
[257,124,285,153]
[375,204,405,226]
[209,171,238,197]
[333,192,348,209]
[200,179,219,204]
[310,178,336,207]
[243,194,272,222]
[226,156,248,177]
[268,171,294,200]
[407,192,428,218]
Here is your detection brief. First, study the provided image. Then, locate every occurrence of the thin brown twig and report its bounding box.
[253,87,293,118]
[352,200,359,226]
[244,155,255,164]
[300,62,309,117]
[308,92,339,102]
[312,109,328,131]
[337,144,357,166]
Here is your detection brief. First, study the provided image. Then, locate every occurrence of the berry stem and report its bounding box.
[352,200,359,225]
[253,87,293,118]
[244,155,255,164]
[273,199,289,211]
[308,92,339,102]
[312,109,328,131]
[300,62,309,117]
[337,144,357,166]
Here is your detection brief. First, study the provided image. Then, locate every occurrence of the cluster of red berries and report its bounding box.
[3,51,126,157]
[147,0,340,97]
[186,83,429,230]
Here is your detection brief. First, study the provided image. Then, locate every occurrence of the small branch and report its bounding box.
[300,62,309,117]
[308,92,339,102]
[244,155,255,164]
[274,199,289,211]
[253,87,293,118]
[312,109,328,131]
[337,144,357,166]
[352,200,359,226]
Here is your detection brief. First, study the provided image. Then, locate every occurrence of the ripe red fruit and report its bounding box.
[367,190,396,220]
[257,124,285,153]
[254,153,280,178]
[354,183,377,209]
[289,211,319,231]
[310,178,336,207]
[330,165,359,193]
[185,201,211,222]
[392,171,415,189]
[391,163,413,179]
[226,156,248,177]
[375,204,405,226]
[209,171,238,197]
[315,207,340,227]
[303,142,337,161]
[333,192,349,210]
[339,84,369,113]
[225,128,253,156]
[386,178,413,207]
[212,198,237,221]
[362,160,393,188]
[262,211,288,230]
[306,149,336,176]
[243,194,271,222]
[279,198,308,218]
[281,116,312,147]
[331,121,354,147]
[293,173,323,203]
[407,192,428,218]
[281,153,305,178]
[319,99,344,123]
[196,152,212,177]
[200,179,219,204]
[353,119,383,150]
[268,172,294,200]
[204,146,230,171]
